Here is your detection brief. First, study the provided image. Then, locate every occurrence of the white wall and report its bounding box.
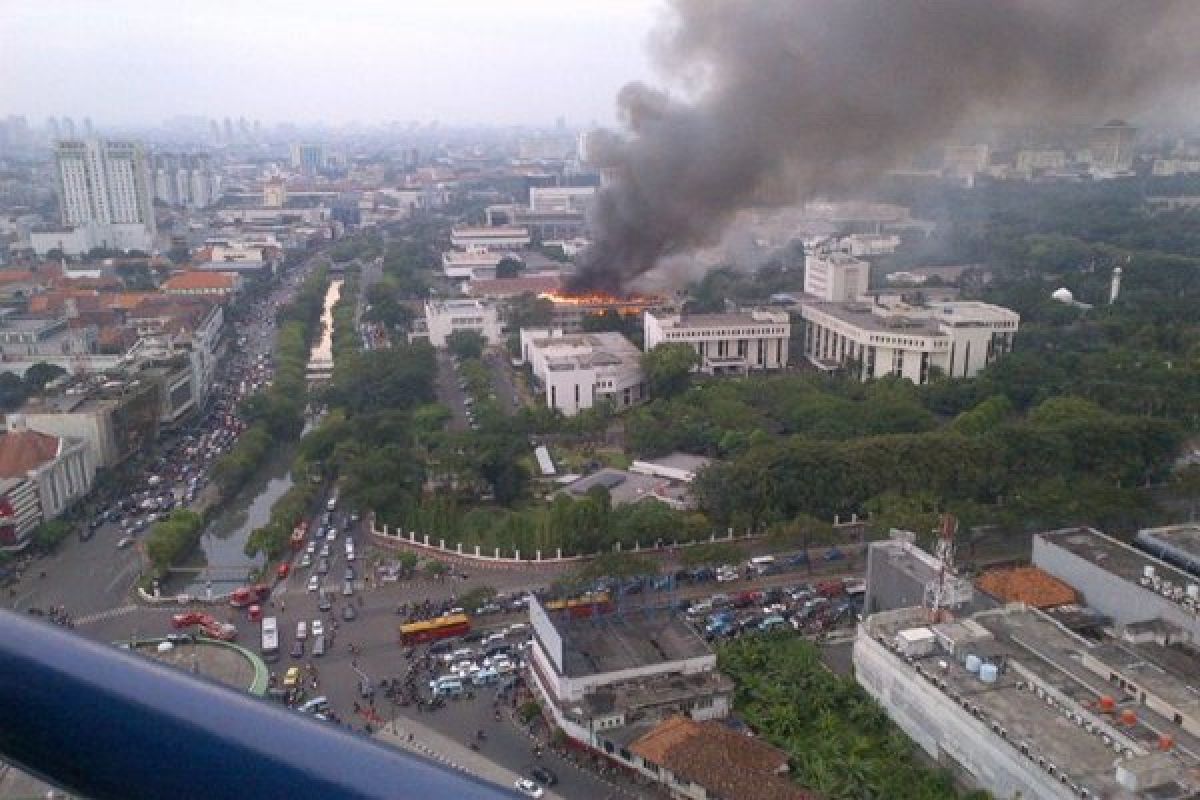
[853,630,1075,800]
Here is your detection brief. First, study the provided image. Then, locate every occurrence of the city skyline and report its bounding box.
[1,0,658,127]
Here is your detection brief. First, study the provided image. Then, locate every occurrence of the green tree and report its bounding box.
[32,519,73,551]
[495,256,523,279]
[0,373,28,410]
[423,560,449,579]
[571,551,659,584]
[680,541,743,568]
[641,343,700,399]
[23,362,67,393]
[446,330,487,360]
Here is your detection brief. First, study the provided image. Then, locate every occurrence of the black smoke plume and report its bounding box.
[572,0,1200,292]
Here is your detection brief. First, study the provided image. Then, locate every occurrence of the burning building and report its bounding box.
[538,290,670,333]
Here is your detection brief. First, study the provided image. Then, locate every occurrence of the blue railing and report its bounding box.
[0,611,518,799]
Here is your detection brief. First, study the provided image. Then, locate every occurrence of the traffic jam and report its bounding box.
[94,288,286,551]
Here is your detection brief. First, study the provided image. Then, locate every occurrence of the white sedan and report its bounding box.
[514,779,544,798]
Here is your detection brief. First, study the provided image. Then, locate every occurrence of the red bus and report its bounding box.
[545,592,612,619]
[399,614,470,645]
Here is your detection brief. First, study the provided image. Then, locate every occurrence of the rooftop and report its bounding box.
[630,716,814,800]
[560,467,690,508]
[553,606,712,678]
[802,298,1018,333]
[650,309,789,329]
[465,275,562,298]
[528,331,642,372]
[1039,528,1196,595]
[162,271,237,292]
[866,606,1200,798]
[0,429,62,478]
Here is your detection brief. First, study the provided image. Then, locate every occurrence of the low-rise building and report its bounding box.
[441,247,511,279]
[856,602,1200,799]
[628,716,814,800]
[449,226,530,251]
[0,417,94,549]
[526,597,734,758]
[520,328,645,416]
[16,378,161,468]
[463,274,562,300]
[0,476,42,550]
[643,310,790,375]
[1034,527,1200,644]
[798,298,1019,383]
[161,271,241,298]
[529,186,595,214]
[417,298,503,348]
[558,466,699,511]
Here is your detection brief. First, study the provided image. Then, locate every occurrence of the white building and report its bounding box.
[799,298,1019,383]
[529,186,595,214]
[441,246,512,279]
[450,226,530,251]
[520,328,645,416]
[420,298,504,348]
[1090,120,1138,173]
[804,247,870,303]
[643,310,790,375]
[0,418,95,549]
[526,597,733,753]
[31,139,156,256]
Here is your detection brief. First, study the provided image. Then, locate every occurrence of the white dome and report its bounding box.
[1051,287,1074,303]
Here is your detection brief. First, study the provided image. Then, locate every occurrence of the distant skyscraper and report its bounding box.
[152,153,220,209]
[62,117,76,138]
[83,117,94,137]
[209,119,221,144]
[223,118,234,144]
[1089,119,1138,173]
[289,143,325,175]
[47,117,60,141]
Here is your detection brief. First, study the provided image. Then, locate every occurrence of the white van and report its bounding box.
[296,620,308,640]
[428,677,464,696]
[747,555,777,576]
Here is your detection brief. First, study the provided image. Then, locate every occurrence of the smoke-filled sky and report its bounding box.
[573,0,1200,292]
[0,0,657,126]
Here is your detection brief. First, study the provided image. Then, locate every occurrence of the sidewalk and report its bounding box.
[374,714,565,799]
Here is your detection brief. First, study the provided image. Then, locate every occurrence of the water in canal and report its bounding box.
[176,443,295,596]
[175,277,344,597]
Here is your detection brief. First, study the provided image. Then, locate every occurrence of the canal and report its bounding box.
[175,276,344,597]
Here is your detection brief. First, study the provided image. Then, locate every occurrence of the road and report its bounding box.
[5,257,321,621]
[483,351,525,415]
[435,351,471,431]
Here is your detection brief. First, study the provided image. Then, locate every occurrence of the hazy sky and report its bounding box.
[2,0,660,127]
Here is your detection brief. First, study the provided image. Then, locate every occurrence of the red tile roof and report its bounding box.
[0,429,62,478]
[630,717,817,800]
[162,271,236,292]
[0,270,36,285]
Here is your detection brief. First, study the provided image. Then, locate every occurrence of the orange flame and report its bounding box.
[538,290,662,307]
